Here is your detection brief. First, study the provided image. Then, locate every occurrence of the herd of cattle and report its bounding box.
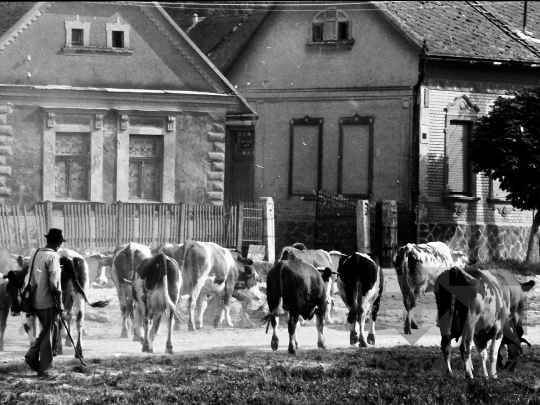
[0,240,536,379]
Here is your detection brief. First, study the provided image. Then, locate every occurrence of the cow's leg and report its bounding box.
[0,309,7,351]
[488,337,502,379]
[166,311,174,354]
[188,280,207,331]
[349,314,359,346]
[240,299,256,328]
[441,336,453,374]
[288,313,300,355]
[315,309,326,350]
[368,293,382,345]
[133,302,144,345]
[473,336,490,378]
[270,314,279,351]
[460,338,474,379]
[73,297,85,358]
[358,305,368,348]
[219,288,234,328]
[117,283,131,338]
[147,314,162,354]
[196,294,209,330]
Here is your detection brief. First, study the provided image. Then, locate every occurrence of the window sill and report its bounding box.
[306,39,355,50]
[487,197,511,204]
[63,46,132,56]
[443,195,480,203]
[288,194,318,201]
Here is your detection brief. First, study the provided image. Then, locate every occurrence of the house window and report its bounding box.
[491,177,509,200]
[106,18,130,49]
[55,133,89,199]
[446,121,472,195]
[311,9,352,42]
[289,116,323,197]
[338,115,374,198]
[444,96,479,198]
[112,31,124,48]
[129,136,162,200]
[71,29,83,46]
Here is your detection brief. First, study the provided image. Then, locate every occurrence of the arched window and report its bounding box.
[311,9,352,42]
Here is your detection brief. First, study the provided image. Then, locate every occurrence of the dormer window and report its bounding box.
[112,31,124,48]
[106,18,130,49]
[311,9,352,42]
[65,19,90,47]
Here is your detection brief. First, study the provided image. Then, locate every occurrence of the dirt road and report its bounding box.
[0,270,538,364]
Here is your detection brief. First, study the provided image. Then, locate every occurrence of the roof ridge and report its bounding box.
[466,1,540,59]
[0,2,51,52]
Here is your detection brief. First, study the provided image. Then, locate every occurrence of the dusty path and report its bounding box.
[0,270,538,364]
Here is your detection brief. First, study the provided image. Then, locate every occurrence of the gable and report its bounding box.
[0,2,229,93]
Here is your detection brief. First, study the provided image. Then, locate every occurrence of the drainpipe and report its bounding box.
[411,40,428,243]
[524,1,528,33]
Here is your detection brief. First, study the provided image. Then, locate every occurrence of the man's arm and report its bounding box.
[48,254,63,310]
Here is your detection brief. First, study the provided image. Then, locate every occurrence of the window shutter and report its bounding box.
[341,124,369,195]
[447,121,469,194]
[291,125,319,194]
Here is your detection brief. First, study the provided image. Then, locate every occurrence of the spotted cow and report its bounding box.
[0,265,29,350]
[56,248,111,358]
[264,260,333,354]
[131,252,181,354]
[435,267,535,378]
[111,243,152,338]
[175,241,260,331]
[277,243,336,323]
[337,252,384,347]
[393,241,474,334]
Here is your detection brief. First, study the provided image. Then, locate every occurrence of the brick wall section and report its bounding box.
[420,87,537,260]
[206,121,225,205]
[0,114,12,204]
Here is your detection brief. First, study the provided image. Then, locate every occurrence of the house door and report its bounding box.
[225,127,255,202]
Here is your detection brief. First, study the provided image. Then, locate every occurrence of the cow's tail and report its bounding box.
[161,254,182,320]
[262,309,277,334]
[399,245,417,311]
[69,257,112,308]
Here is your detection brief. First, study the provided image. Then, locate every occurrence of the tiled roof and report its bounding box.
[377,1,540,63]
[164,5,272,73]
[0,2,36,38]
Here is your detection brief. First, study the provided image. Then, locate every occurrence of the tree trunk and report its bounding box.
[525,210,540,262]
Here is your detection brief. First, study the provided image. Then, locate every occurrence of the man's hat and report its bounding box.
[44,228,66,243]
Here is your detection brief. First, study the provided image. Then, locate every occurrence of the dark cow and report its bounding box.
[56,248,111,358]
[277,243,336,323]
[132,252,181,354]
[435,267,535,378]
[263,260,333,354]
[393,241,474,334]
[337,252,384,347]
[0,265,28,350]
[175,241,260,331]
[111,243,152,338]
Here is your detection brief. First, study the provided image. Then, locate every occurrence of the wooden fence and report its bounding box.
[0,200,266,254]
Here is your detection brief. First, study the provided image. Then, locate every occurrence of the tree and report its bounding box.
[470,86,540,262]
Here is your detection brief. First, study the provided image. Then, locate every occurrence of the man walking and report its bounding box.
[24,228,65,378]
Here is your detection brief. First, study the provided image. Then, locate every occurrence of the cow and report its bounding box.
[174,240,260,331]
[434,266,535,378]
[263,260,333,354]
[131,252,181,354]
[337,252,384,347]
[393,241,474,334]
[111,242,152,338]
[87,253,113,286]
[277,243,336,323]
[56,248,111,358]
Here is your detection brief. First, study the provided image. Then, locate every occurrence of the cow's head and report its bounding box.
[233,254,261,300]
[3,255,30,316]
[450,250,477,269]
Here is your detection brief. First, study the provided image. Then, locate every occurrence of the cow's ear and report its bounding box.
[2,274,8,279]
[320,267,333,282]
[17,256,23,268]
[236,256,254,266]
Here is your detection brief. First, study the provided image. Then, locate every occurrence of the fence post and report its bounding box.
[260,197,275,263]
[381,200,398,268]
[236,201,244,252]
[356,200,370,254]
[45,201,53,232]
[116,201,124,247]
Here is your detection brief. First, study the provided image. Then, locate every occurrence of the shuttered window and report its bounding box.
[55,133,89,199]
[446,121,470,195]
[311,9,351,42]
[338,115,374,197]
[289,117,323,196]
[129,136,162,200]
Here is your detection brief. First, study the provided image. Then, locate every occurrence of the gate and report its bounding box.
[314,190,357,254]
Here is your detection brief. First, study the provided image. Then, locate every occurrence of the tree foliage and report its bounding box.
[471,87,540,211]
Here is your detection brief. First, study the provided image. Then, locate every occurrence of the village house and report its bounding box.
[175,1,540,261]
[0,1,256,210]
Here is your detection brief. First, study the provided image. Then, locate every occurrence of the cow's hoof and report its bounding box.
[132,335,139,342]
[166,346,173,355]
[188,324,196,332]
[350,333,359,346]
[403,327,412,335]
[75,352,84,359]
[65,339,72,348]
[288,345,296,355]
[121,330,128,338]
[173,323,181,332]
[317,342,326,350]
[0,345,3,352]
[271,337,279,351]
[359,340,367,348]
[367,333,375,345]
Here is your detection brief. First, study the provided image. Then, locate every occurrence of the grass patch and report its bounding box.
[0,346,539,404]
